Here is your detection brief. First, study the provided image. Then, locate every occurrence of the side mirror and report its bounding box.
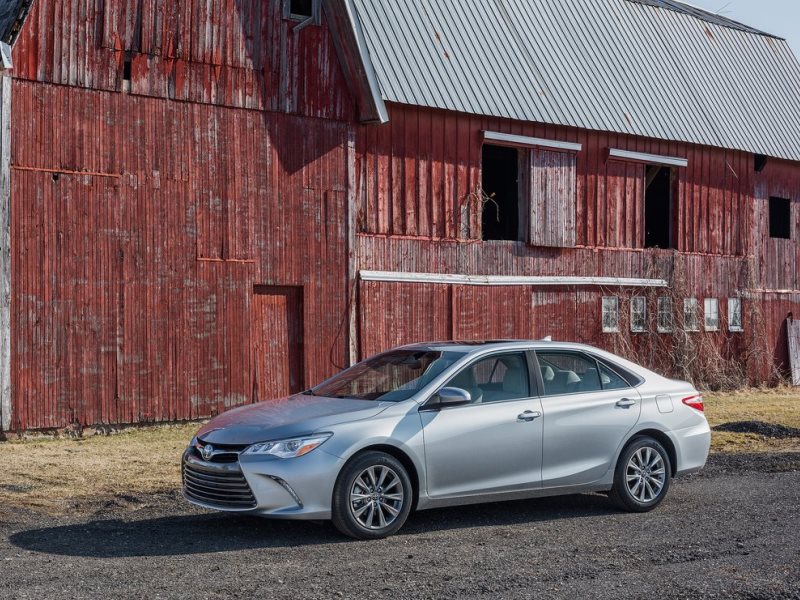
[436,387,472,408]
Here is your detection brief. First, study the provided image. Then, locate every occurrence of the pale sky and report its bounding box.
[689,0,800,54]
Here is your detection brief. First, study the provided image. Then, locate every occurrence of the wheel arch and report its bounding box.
[338,444,422,512]
[625,428,678,478]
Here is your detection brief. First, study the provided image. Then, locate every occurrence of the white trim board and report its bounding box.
[360,271,668,288]
[608,148,688,168]
[483,131,582,153]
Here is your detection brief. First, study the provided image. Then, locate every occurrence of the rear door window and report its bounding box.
[536,352,604,396]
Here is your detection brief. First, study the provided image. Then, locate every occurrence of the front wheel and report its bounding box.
[610,436,671,512]
[331,451,413,540]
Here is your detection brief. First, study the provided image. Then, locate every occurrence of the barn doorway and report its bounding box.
[251,286,304,401]
[644,165,677,249]
[482,144,521,241]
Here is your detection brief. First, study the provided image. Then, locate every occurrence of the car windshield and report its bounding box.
[312,350,465,402]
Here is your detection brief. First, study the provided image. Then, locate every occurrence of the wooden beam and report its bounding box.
[360,270,668,288]
[0,75,11,431]
[483,131,583,153]
[608,148,688,168]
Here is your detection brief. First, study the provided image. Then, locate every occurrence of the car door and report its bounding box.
[419,351,544,499]
[536,351,641,488]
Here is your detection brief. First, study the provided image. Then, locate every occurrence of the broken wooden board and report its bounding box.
[789,318,800,387]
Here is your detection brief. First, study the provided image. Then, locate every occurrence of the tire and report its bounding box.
[610,436,672,513]
[331,451,413,540]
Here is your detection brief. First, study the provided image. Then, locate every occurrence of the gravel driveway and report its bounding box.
[2,452,799,600]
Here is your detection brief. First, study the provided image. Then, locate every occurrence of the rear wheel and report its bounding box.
[610,436,671,512]
[331,451,413,540]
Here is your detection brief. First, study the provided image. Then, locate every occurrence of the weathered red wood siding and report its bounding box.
[753,159,800,292]
[355,104,797,383]
[13,0,354,120]
[7,0,356,430]
[356,104,751,257]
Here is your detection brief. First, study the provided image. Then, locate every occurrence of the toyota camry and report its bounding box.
[182,340,711,539]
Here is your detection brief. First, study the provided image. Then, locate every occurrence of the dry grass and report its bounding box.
[705,387,800,453]
[0,389,798,516]
[0,423,199,518]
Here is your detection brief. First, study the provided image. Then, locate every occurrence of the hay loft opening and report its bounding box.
[769,197,791,239]
[644,165,677,249]
[482,144,522,242]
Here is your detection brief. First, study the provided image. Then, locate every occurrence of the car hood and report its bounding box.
[195,394,392,446]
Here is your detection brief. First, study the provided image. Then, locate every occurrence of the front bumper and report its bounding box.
[182,447,344,520]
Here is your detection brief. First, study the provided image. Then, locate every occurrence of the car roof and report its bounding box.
[399,340,599,354]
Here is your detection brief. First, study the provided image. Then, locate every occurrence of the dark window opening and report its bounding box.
[769,197,791,239]
[289,0,314,18]
[481,144,521,241]
[122,54,132,82]
[644,165,677,249]
[754,154,768,173]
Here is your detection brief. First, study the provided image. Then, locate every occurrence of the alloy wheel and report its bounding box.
[625,446,666,503]
[349,465,405,530]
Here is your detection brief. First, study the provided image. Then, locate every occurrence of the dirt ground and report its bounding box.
[0,389,799,598]
[0,388,798,517]
[0,452,798,600]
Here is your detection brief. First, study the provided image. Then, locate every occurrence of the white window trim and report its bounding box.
[704,298,720,332]
[728,298,744,332]
[630,297,647,333]
[602,297,620,333]
[657,297,673,333]
[483,131,582,153]
[608,148,688,168]
[684,298,700,332]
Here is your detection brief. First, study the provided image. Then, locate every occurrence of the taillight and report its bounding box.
[682,394,704,412]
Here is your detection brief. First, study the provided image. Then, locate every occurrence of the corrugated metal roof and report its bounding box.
[630,0,774,36]
[352,0,800,162]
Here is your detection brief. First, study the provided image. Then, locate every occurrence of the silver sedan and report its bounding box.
[182,341,711,539]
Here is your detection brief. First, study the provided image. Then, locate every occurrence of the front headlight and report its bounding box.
[242,434,332,459]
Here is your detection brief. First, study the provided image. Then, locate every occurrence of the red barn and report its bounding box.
[0,0,798,432]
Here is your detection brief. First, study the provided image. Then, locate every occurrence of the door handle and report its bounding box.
[517,410,542,422]
[616,398,636,408]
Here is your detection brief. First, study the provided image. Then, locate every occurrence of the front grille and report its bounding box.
[182,461,257,509]
[192,441,249,464]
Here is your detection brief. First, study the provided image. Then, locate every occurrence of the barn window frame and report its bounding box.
[482,131,581,248]
[602,297,620,333]
[607,148,687,251]
[684,298,700,332]
[728,298,743,332]
[657,297,674,333]
[704,298,720,332]
[480,143,526,242]
[283,0,322,26]
[630,297,647,333]
[769,197,792,240]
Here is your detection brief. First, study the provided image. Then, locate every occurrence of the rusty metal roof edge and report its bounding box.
[324,0,388,124]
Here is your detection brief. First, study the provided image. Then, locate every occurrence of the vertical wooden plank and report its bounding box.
[789,318,800,387]
[0,76,11,431]
[530,149,577,248]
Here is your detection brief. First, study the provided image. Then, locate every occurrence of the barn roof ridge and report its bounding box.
[627,0,778,38]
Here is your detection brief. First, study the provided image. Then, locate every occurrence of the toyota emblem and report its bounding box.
[200,444,214,461]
